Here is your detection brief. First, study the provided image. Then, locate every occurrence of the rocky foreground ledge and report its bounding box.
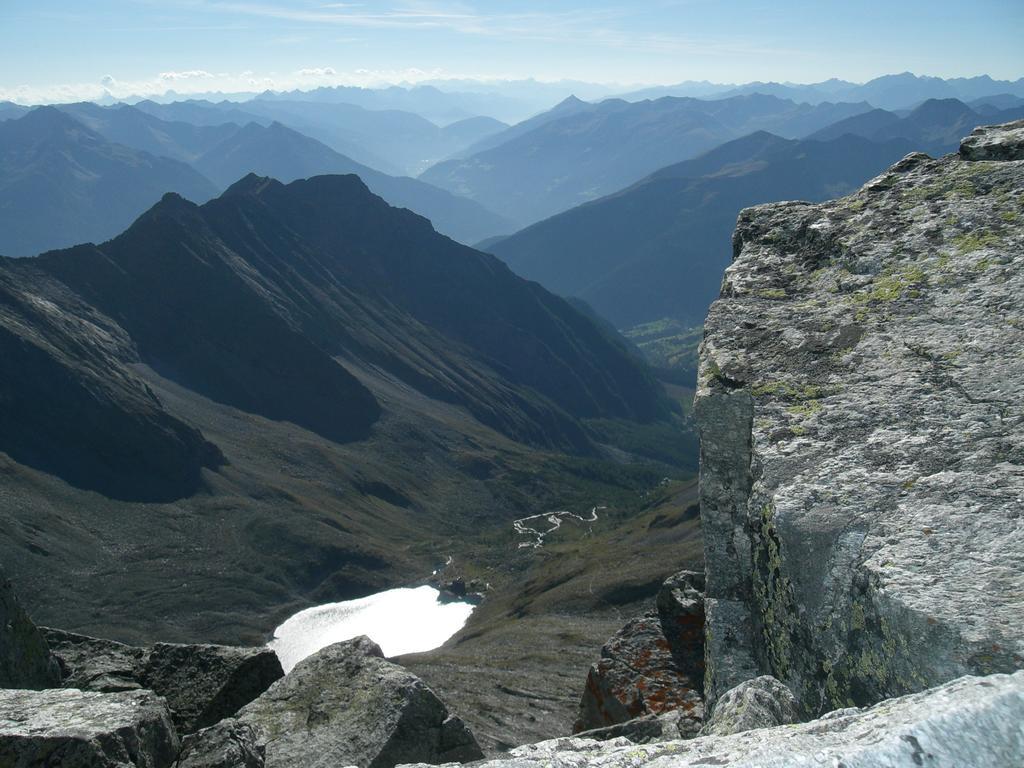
[399,672,1024,768]
[0,564,483,768]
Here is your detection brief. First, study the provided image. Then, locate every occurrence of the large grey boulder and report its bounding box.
[0,687,179,767]
[0,569,61,689]
[236,635,483,768]
[700,675,799,736]
[695,121,1024,713]
[177,719,265,768]
[399,672,1024,768]
[575,570,704,735]
[142,643,284,734]
[41,628,283,734]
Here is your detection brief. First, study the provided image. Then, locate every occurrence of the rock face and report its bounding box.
[695,120,1024,713]
[575,571,704,735]
[700,676,799,736]
[236,636,484,768]
[0,688,179,768]
[400,672,1024,768]
[0,569,61,689]
[42,628,284,734]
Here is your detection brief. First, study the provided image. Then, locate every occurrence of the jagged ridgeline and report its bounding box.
[9,172,670,492]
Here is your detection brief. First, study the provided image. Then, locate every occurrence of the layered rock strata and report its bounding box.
[695,120,1024,713]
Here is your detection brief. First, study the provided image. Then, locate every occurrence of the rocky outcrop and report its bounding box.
[699,676,799,736]
[0,688,179,767]
[236,636,483,768]
[400,672,1024,768]
[0,568,61,689]
[695,120,1024,713]
[42,628,284,734]
[960,119,1024,161]
[42,627,147,692]
[574,571,704,735]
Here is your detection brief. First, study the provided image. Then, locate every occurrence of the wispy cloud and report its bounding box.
[298,66,337,77]
[189,0,797,57]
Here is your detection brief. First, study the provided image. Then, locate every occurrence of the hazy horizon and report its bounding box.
[4,0,1023,105]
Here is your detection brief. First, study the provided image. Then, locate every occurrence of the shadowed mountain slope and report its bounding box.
[10,173,671,503]
[0,259,224,501]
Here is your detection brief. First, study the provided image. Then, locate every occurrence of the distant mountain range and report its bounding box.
[617,72,1024,111]
[485,132,914,328]
[100,74,1024,126]
[809,98,1024,153]
[255,84,531,126]
[1,105,513,252]
[187,120,514,243]
[136,79,624,125]
[4,76,1019,262]
[420,94,875,229]
[0,107,218,257]
[133,97,507,177]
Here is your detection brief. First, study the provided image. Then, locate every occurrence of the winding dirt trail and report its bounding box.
[512,506,606,549]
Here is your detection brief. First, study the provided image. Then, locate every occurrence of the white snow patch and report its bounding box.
[268,585,474,672]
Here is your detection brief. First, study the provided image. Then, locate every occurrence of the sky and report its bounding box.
[2,0,1023,103]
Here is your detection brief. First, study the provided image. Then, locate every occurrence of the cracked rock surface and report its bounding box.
[695,120,1024,713]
